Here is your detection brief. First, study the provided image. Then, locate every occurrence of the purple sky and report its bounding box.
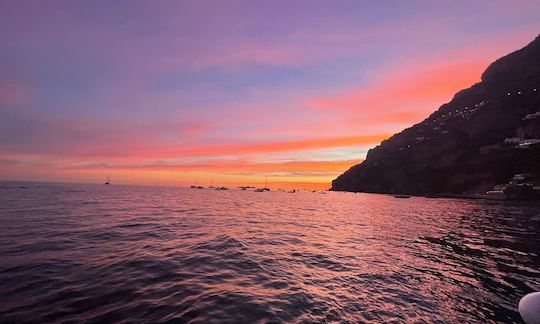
[1,0,539,187]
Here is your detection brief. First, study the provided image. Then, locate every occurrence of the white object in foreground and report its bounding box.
[519,292,540,324]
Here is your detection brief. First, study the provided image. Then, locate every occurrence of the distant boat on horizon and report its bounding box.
[393,194,411,199]
[190,177,204,189]
[255,176,270,192]
[104,177,110,185]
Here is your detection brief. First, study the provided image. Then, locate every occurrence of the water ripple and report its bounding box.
[0,182,539,323]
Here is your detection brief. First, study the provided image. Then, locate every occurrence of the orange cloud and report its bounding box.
[370,110,434,125]
[152,134,389,159]
[302,31,540,133]
[0,155,360,189]
[310,60,486,116]
[67,158,361,174]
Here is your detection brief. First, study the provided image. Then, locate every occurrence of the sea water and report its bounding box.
[1,182,539,323]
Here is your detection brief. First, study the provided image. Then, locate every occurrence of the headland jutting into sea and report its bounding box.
[332,35,540,200]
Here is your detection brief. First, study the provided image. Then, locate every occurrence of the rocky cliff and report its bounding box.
[332,35,540,195]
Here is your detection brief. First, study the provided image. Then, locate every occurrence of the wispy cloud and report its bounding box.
[1,1,539,187]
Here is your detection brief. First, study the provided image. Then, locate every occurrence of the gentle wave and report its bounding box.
[0,182,539,323]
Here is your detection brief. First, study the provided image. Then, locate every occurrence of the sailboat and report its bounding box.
[104,176,110,185]
[190,177,204,189]
[255,176,270,192]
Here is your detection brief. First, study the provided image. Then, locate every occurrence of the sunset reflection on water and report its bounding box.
[0,182,539,323]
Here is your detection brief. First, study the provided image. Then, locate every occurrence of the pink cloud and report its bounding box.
[306,32,539,128]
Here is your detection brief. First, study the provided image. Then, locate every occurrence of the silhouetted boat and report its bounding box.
[215,186,229,190]
[104,177,110,185]
[255,177,270,192]
[191,178,204,189]
[393,194,411,199]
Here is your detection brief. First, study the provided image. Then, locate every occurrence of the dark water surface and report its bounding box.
[1,182,539,323]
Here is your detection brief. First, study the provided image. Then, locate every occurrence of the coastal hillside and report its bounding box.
[332,35,540,195]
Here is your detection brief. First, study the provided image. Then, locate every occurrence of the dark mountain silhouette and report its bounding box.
[332,35,540,196]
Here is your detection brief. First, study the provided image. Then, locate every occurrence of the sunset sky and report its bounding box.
[1,1,539,189]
